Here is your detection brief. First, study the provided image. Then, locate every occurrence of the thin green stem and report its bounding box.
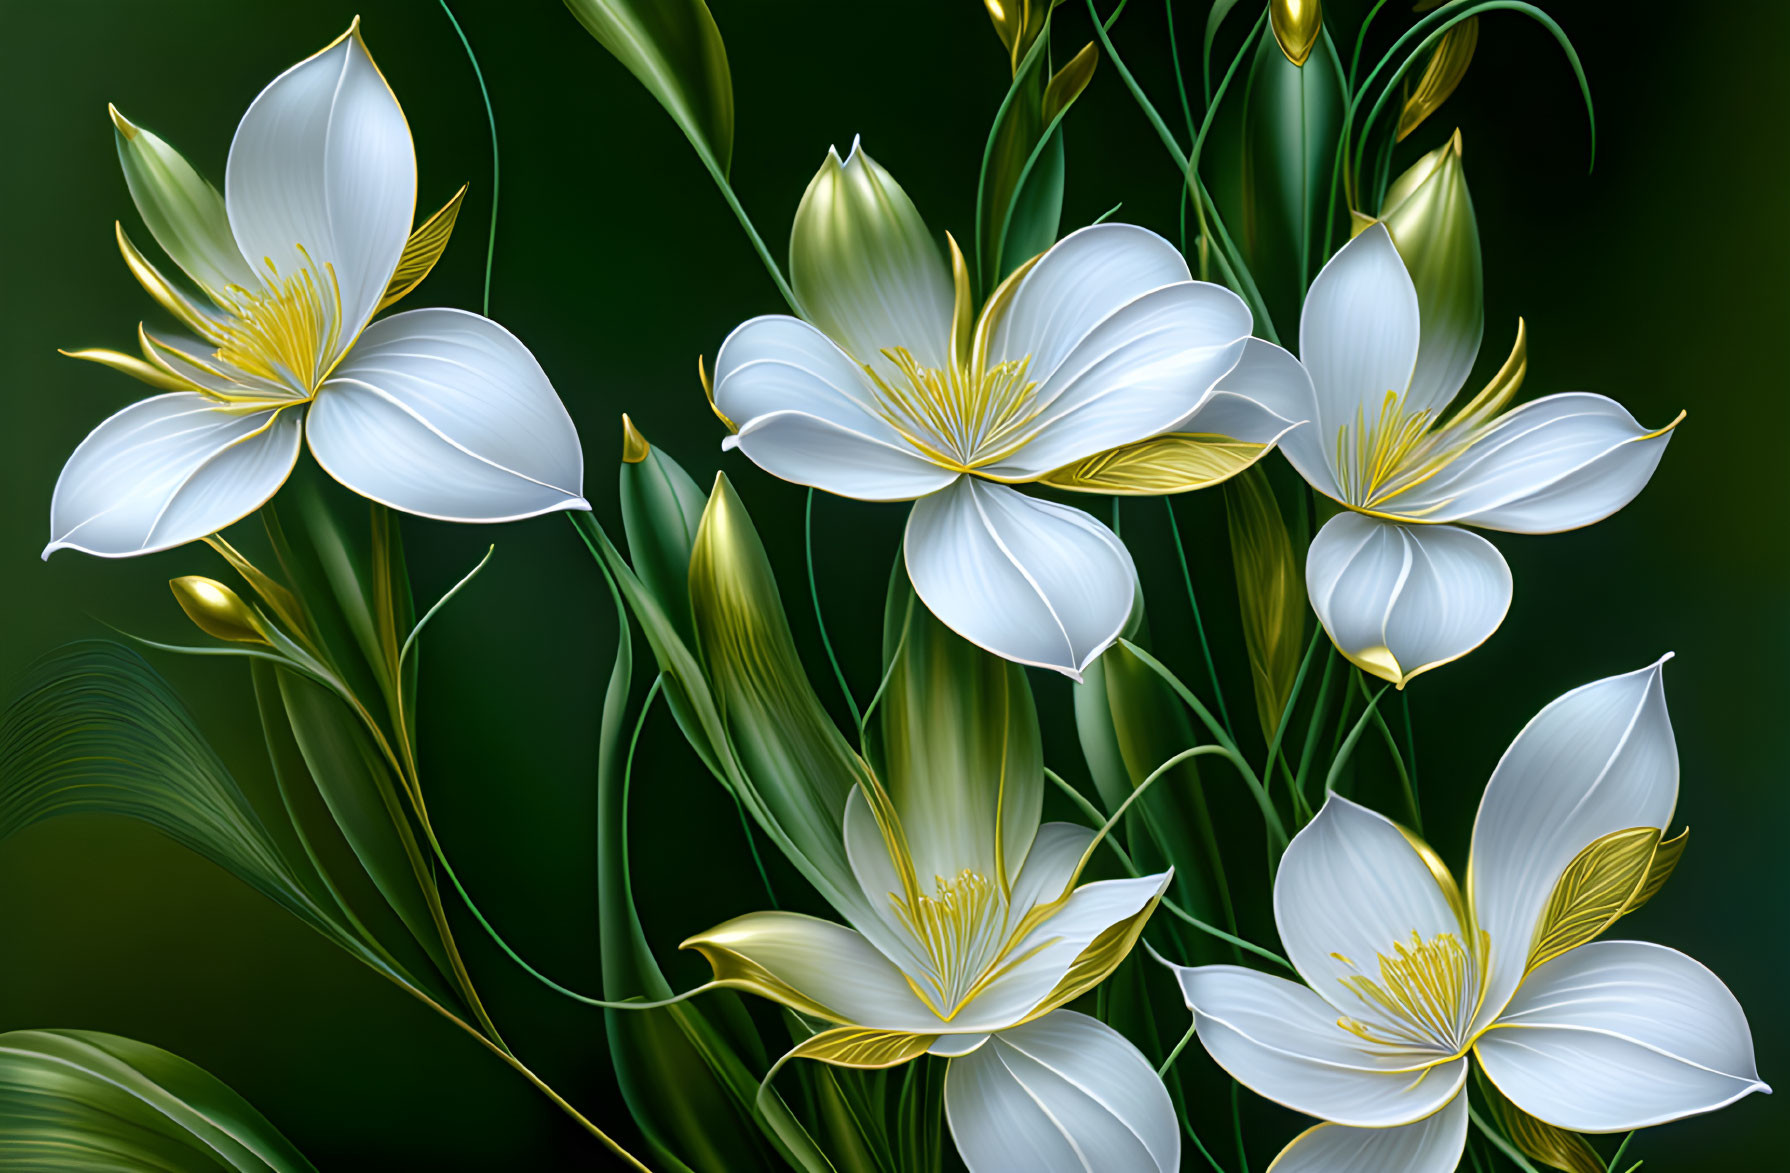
[1230,1081,1250,1173]
[806,489,861,729]
[1605,1131,1636,1172]
[1353,670,1420,832]
[1157,1019,1197,1077]
[1327,681,1388,795]
[1294,646,1337,808]
[1044,768,1290,968]
[438,1,499,316]
[1164,498,1234,739]
[700,150,802,315]
[1402,689,1422,824]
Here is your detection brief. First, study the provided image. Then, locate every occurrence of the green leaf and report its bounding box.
[0,1029,315,1172]
[270,667,451,983]
[0,642,347,951]
[1224,465,1305,747]
[594,556,781,1173]
[1076,642,1232,960]
[687,474,875,922]
[563,0,734,174]
[619,422,710,646]
[1238,27,1342,324]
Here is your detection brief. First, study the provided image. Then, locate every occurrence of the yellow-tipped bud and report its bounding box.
[984,0,1048,74]
[1397,17,1478,142]
[621,413,650,464]
[1271,0,1323,68]
[170,576,267,644]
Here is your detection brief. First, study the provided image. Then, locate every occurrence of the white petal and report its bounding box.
[1477,941,1767,1131]
[683,910,939,1032]
[790,140,954,371]
[1467,660,1678,1032]
[905,479,1137,679]
[1168,962,1468,1127]
[1273,795,1471,1046]
[729,413,959,501]
[1008,822,1097,913]
[948,872,1169,1033]
[1167,388,1302,447]
[1306,512,1512,687]
[308,308,585,522]
[1300,225,1424,467]
[992,223,1192,383]
[712,314,914,447]
[1209,338,1337,495]
[980,281,1252,477]
[226,22,414,347]
[1266,1089,1467,1173]
[45,393,300,559]
[1390,393,1676,531]
[945,1011,1178,1173]
[841,786,935,977]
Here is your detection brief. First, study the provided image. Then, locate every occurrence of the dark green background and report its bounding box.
[1,1,1781,1168]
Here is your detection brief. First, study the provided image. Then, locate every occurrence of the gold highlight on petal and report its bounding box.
[1271,0,1323,68]
[169,576,267,644]
[1398,17,1478,141]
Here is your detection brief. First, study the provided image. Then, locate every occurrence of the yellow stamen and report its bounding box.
[1333,929,1487,1053]
[212,246,344,395]
[865,346,1041,471]
[888,869,1008,1015]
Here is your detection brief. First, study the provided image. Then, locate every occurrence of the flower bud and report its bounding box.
[1376,129,1482,407]
[1271,0,1323,68]
[169,576,267,644]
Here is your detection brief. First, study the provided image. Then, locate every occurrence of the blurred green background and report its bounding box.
[1,1,1782,1168]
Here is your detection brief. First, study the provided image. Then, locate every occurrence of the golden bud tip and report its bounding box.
[170,576,267,644]
[1450,127,1464,156]
[1271,0,1323,68]
[621,413,650,464]
[108,103,138,139]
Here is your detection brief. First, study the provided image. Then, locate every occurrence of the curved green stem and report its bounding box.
[437,1,499,316]
[806,489,861,729]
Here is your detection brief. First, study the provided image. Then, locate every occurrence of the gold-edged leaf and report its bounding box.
[1225,465,1303,744]
[1042,42,1098,122]
[377,185,465,312]
[1630,826,1688,911]
[1527,826,1661,972]
[1038,433,1270,495]
[564,0,735,173]
[1481,1070,1603,1173]
[1397,17,1479,142]
[787,1027,936,1070]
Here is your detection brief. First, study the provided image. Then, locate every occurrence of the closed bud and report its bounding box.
[1271,0,1323,67]
[169,576,267,644]
[984,0,1049,73]
[1375,129,1483,411]
[618,417,707,642]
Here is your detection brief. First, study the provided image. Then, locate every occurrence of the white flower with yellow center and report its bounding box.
[683,602,1179,1171]
[46,21,585,559]
[1161,659,1767,1171]
[1228,206,1678,686]
[711,141,1293,678]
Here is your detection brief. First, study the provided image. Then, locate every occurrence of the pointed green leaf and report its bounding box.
[619,423,710,645]
[1224,465,1304,746]
[109,105,254,296]
[0,1029,315,1171]
[563,0,735,173]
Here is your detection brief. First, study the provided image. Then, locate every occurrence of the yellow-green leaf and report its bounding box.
[1397,17,1478,142]
[1038,433,1271,495]
[1630,826,1688,911]
[1042,42,1098,122]
[564,0,734,174]
[377,185,466,312]
[1225,465,1304,745]
[788,1027,936,1070]
[0,1030,316,1172]
[1527,825,1662,972]
[110,104,253,296]
[1481,1070,1603,1173]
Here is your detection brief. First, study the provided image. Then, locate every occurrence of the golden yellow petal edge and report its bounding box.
[1036,433,1271,495]
[787,1026,937,1070]
[1526,825,1663,974]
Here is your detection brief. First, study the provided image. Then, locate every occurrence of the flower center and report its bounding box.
[1331,929,1486,1054]
[888,868,1010,1016]
[213,247,346,396]
[1334,390,1456,510]
[864,347,1041,471]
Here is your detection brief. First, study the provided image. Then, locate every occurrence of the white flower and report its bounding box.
[712,140,1294,678]
[1228,222,1679,686]
[47,20,585,559]
[1161,658,1767,1171]
[683,607,1179,1171]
